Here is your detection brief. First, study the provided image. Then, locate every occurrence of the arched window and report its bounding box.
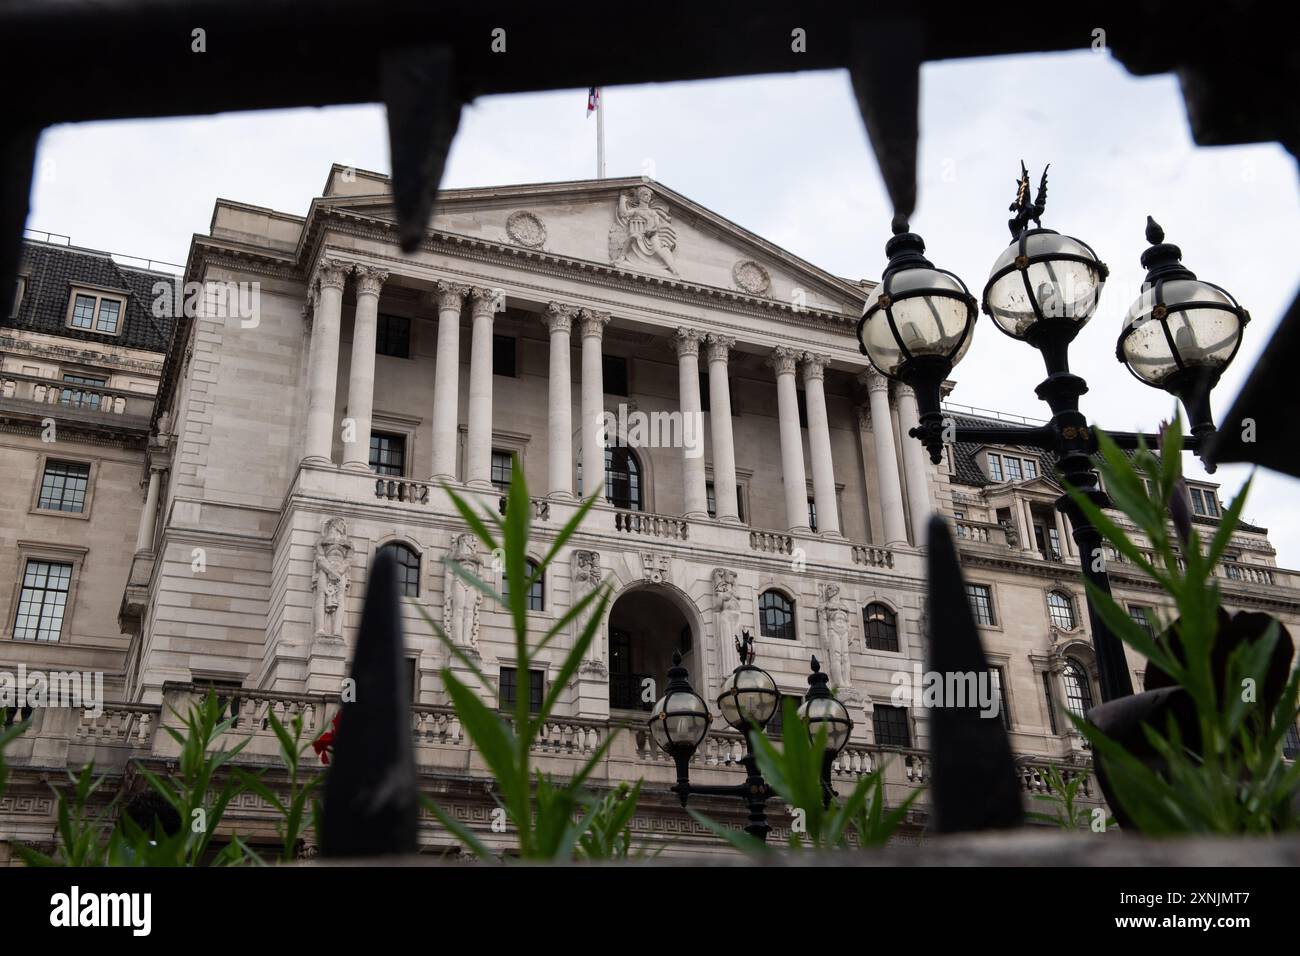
[502,559,544,612]
[758,590,795,641]
[379,543,420,597]
[1047,590,1076,630]
[862,602,899,652]
[577,447,643,511]
[1062,659,1094,718]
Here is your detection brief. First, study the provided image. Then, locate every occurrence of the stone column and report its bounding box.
[342,265,389,470]
[769,346,810,533]
[303,258,349,463]
[579,310,610,499]
[675,327,709,518]
[542,302,575,499]
[854,405,885,543]
[706,334,740,523]
[801,352,841,537]
[895,382,932,546]
[860,367,908,546]
[430,281,468,481]
[465,287,498,489]
[135,465,164,553]
[1020,497,1038,554]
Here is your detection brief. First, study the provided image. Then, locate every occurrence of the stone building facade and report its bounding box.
[2,168,1297,858]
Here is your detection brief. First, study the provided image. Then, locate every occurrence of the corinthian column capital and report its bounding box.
[802,352,831,381]
[314,257,350,292]
[469,286,500,318]
[578,309,611,339]
[705,333,735,364]
[434,280,470,312]
[767,345,801,377]
[353,265,389,298]
[543,302,575,334]
[674,327,705,358]
[859,365,890,394]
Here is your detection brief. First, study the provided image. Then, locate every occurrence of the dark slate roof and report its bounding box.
[7,240,178,353]
[949,410,1267,534]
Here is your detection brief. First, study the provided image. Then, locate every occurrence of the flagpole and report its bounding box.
[596,86,605,179]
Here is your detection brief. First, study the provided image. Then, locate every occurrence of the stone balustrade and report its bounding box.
[374,477,435,505]
[749,529,793,554]
[498,495,551,521]
[614,509,689,540]
[75,703,157,744]
[850,544,894,568]
[0,370,154,421]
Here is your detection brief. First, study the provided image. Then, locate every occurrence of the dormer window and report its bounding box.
[65,288,125,335]
[1189,486,1220,518]
[986,450,1039,483]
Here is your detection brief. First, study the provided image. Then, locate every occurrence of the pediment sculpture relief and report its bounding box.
[609,185,679,275]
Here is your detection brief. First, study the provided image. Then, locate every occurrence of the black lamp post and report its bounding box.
[855,164,1249,705]
[650,648,853,839]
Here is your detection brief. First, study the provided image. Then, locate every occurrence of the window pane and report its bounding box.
[966,584,995,626]
[1023,458,1038,479]
[70,294,96,329]
[13,559,72,642]
[873,705,911,748]
[60,373,106,410]
[605,447,641,511]
[705,481,716,517]
[758,591,795,640]
[37,460,91,513]
[991,667,1011,729]
[376,314,410,358]
[1004,457,1022,482]
[862,602,899,652]
[1189,488,1205,515]
[1062,661,1094,717]
[807,498,817,532]
[987,454,1003,482]
[1128,604,1155,639]
[95,298,121,333]
[369,433,406,476]
[1047,591,1075,630]
[490,450,513,492]
[379,543,420,597]
[502,560,544,612]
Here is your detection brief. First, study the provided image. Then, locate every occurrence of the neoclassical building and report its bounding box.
[3,168,1297,857]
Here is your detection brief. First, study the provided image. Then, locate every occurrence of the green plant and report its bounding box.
[1026,764,1107,831]
[691,699,920,854]
[415,456,637,860]
[577,781,645,860]
[13,763,120,866]
[0,717,29,799]
[1064,418,1300,833]
[240,708,328,862]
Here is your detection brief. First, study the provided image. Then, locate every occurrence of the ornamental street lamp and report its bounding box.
[855,163,1249,705]
[649,648,853,840]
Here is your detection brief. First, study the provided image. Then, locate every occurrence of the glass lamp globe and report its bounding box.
[716,664,780,732]
[648,651,710,755]
[797,657,853,755]
[1118,220,1247,390]
[983,229,1107,340]
[856,218,978,381]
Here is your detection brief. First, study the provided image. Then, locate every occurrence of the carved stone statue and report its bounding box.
[443,533,484,651]
[313,518,353,640]
[609,186,679,275]
[572,551,606,673]
[712,567,742,651]
[818,583,854,689]
[999,519,1019,548]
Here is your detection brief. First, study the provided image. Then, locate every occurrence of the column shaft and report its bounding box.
[430,281,467,480]
[770,346,809,532]
[802,353,841,536]
[579,311,610,499]
[676,328,708,518]
[303,259,348,463]
[465,288,497,488]
[135,468,162,553]
[895,384,932,546]
[862,368,907,546]
[543,303,575,498]
[342,266,388,469]
[706,335,740,522]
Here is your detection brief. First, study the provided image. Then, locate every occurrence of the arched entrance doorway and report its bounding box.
[607,585,697,713]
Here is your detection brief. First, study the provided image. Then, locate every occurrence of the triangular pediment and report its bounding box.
[318,167,869,316]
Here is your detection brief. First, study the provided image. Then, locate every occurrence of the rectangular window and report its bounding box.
[499,666,544,713]
[492,334,517,377]
[376,313,410,359]
[13,559,72,642]
[873,705,911,748]
[1128,604,1155,639]
[1023,458,1038,479]
[60,373,108,410]
[987,453,1003,482]
[1042,671,1059,735]
[699,371,710,412]
[37,460,91,513]
[966,583,995,626]
[1047,526,1062,560]
[796,389,808,428]
[991,666,1011,730]
[765,695,803,739]
[807,498,818,533]
[66,290,124,335]
[603,355,629,396]
[706,481,716,518]
[405,658,418,700]
[1004,457,1023,482]
[369,432,406,477]
[1189,488,1207,515]
[490,449,513,492]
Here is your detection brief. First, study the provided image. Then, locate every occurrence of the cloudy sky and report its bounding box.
[27,50,1300,565]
